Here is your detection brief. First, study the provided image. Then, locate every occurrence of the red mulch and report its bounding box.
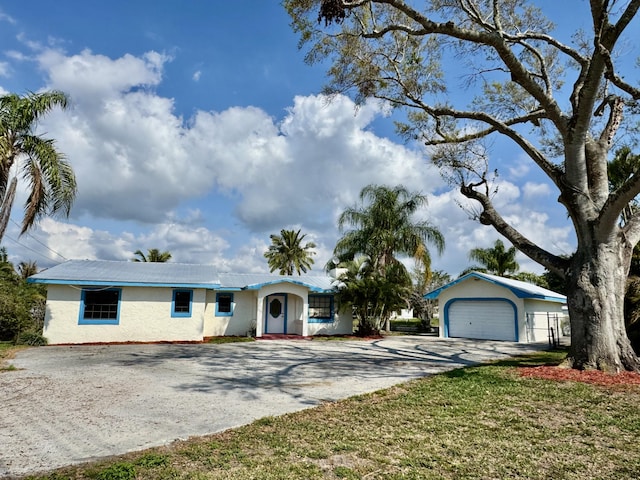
[519,365,640,386]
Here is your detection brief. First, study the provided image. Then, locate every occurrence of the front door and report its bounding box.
[265,294,286,334]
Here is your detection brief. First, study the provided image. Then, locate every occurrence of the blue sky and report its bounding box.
[0,1,609,277]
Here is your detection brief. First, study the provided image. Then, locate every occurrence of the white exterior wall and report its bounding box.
[523,299,567,342]
[307,306,354,336]
[203,290,257,337]
[43,285,206,344]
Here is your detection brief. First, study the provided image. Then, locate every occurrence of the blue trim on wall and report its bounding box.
[244,279,328,292]
[443,297,518,341]
[215,292,234,317]
[424,272,565,302]
[78,288,122,325]
[308,294,334,323]
[171,289,193,318]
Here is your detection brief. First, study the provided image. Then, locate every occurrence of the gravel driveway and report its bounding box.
[0,336,547,478]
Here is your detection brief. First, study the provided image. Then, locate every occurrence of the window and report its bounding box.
[172,290,193,317]
[309,295,333,323]
[79,289,121,325]
[215,292,234,316]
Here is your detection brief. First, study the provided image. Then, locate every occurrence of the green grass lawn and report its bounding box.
[22,349,640,480]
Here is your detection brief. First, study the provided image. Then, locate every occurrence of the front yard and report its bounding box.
[23,349,640,480]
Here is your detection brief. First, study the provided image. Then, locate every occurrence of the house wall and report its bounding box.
[307,306,354,336]
[42,285,206,344]
[203,290,257,337]
[523,299,567,342]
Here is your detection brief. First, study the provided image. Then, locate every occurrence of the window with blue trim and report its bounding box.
[215,292,234,316]
[309,295,333,323]
[172,290,193,317]
[79,288,121,325]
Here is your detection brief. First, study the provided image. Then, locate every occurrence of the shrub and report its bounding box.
[15,331,48,346]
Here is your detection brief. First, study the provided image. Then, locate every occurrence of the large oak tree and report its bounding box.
[286,0,640,371]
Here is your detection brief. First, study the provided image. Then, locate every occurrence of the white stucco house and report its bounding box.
[28,260,353,345]
[424,272,567,343]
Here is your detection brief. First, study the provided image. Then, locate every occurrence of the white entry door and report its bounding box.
[265,295,286,334]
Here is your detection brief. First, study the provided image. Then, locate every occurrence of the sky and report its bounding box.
[0,1,618,278]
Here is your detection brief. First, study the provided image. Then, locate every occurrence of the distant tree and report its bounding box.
[0,91,76,243]
[133,248,172,263]
[264,228,316,275]
[464,240,519,277]
[17,260,38,280]
[0,248,45,342]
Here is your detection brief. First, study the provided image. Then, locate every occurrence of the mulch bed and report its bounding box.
[519,365,640,386]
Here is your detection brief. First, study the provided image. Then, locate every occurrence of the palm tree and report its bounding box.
[17,260,38,280]
[465,239,519,277]
[264,228,316,275]
[133,248,172,263]
[0,91,76,243]
[333,184,444,276]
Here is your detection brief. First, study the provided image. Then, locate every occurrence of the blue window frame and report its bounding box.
[172,289,193,317]
[79,288,121,325]
[308,295,334,323]
[215,292,234,317]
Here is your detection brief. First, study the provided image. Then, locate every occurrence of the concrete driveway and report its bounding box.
[0,336,547,478]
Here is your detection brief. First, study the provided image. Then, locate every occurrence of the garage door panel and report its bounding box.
[447,300,516,341]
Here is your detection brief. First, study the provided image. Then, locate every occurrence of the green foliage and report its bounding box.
[15,331,48,346]
[0,91,76,242]
[0,249,47,342]
[335,257,412,335]
[466,239,519,277]
[132,248,172,262]
[264,228,316,275]
[95,462,136,480]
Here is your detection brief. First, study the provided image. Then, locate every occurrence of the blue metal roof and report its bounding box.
[424,271,566,303]
[28,260,336,292]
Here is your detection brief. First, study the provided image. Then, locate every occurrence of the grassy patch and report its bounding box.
[24,349,640,480]
[203,336,255,344]
[0,341,26,371]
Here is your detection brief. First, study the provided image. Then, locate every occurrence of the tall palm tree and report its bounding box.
[264,228,316,275]
[466,239,519,277]
[333,184,445,276]
[0,91,76,243]
[133,248,172,263]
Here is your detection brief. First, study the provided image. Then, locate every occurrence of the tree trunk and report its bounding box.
[565,242,640,372]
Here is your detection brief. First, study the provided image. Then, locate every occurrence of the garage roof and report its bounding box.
[424,271,566,302]
[28,260,335,292]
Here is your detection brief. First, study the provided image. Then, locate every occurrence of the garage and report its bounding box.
[425,271,567,343]
[445,299,517,341]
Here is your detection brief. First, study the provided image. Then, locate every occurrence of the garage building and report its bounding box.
[425,272,566,343]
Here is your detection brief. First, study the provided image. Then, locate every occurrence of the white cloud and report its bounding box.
[192,70,201,81]
[0,11,16,24]
[523,181,552,199]
[0,47,574,276]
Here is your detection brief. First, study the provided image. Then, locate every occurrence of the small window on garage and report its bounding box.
[309,295,333,323]
[172,290,193,317]
[216,292,234,316]
[79,288,121,325]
